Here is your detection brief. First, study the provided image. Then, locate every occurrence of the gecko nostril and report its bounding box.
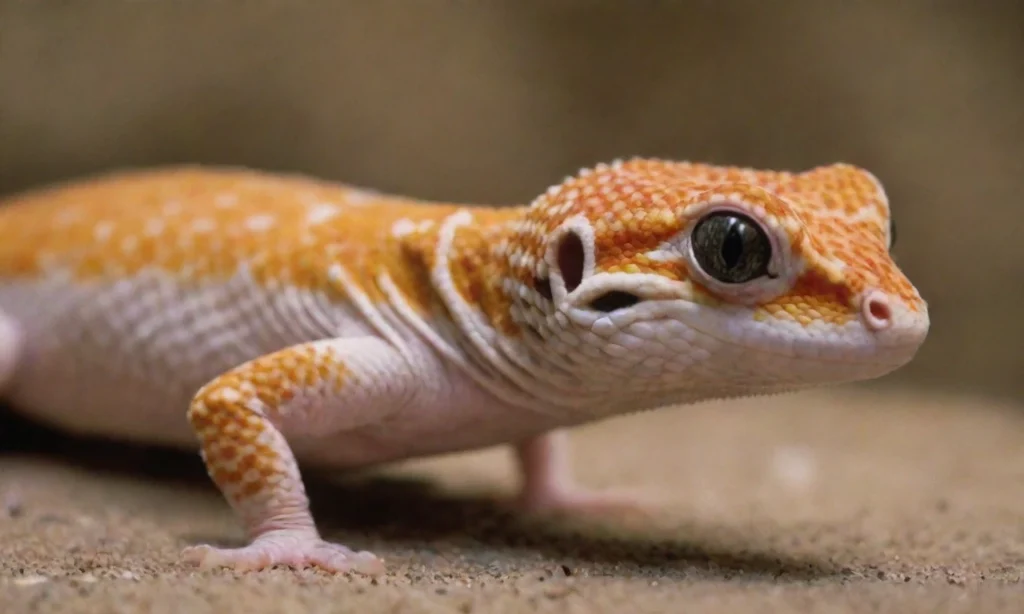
[862,290,893,331]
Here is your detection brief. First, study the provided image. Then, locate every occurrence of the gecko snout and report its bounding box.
[856,286,930,368]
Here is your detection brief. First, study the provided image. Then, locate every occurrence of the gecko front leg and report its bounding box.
[512,429,657,517]
[181,336,418,575]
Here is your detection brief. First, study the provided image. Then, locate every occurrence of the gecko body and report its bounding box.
[0,159,928,573]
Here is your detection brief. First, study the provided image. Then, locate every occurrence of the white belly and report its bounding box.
[0,272,568,468]
[0,271,371,446]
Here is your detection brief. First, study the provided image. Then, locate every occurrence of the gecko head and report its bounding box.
[502,158,929,407]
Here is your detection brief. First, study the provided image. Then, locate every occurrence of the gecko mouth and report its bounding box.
[576,296,927,371]
[677,301,927,369]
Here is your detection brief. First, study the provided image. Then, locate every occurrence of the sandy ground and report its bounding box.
[2,388,1024,613]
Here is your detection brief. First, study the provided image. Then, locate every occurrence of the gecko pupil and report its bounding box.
[691,212,771,284]
[722,224,745,269]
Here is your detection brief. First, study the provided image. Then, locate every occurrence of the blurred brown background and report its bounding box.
[0,1,1021,402]
[3,5,1024,611]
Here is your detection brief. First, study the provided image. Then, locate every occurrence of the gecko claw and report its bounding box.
[182,530,385,575]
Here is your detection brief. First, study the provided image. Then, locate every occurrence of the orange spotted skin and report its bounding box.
[0,160,919,333]
[0,167,518,312]
[0,159,928,574]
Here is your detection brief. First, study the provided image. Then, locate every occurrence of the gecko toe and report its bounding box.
[182,532,384,575]
[350,550,387,576]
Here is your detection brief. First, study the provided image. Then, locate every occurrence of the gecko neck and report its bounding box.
[390,208,632,423]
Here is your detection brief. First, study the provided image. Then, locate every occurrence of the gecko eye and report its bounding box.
[691,212,771,284]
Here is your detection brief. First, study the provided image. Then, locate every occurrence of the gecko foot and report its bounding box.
[182,530,385,575]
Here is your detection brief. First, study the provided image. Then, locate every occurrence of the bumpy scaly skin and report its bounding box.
[0,159,929,574]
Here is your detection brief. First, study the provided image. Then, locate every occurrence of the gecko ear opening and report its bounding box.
[556,229,585,293]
